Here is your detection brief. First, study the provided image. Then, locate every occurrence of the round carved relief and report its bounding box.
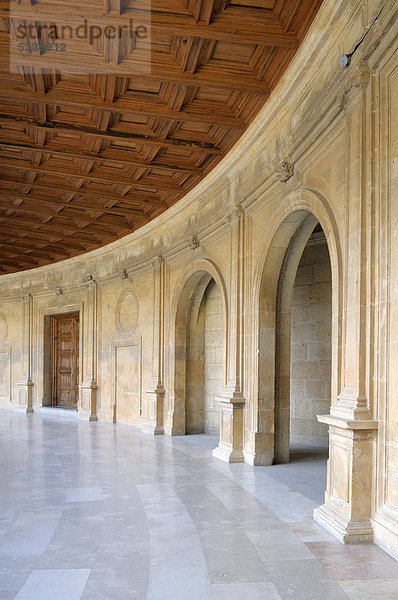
[0,314,7,341]
[115,290,138,336]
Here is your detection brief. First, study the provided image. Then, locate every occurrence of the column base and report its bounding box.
[16,381,34,413]
[79,382,98,421]
[314,503,374,544]
[140,388,164,435]
[243,431,274,465]
[164,410,185,436]
[212,444,244,463]
[77,411,98,422]
[212,395,244,464]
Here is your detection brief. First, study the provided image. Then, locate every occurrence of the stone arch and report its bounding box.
[251,189,343,465]
[168,258,228,436]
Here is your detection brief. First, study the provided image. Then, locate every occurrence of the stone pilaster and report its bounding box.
[213,204,245,462]
[79,278,98,421]
[315,66,377,543]
[15,294,34,414]
[142,256,165,434]
[332,65,371,421]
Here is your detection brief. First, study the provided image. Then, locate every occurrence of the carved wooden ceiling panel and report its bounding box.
[0,0,323,274]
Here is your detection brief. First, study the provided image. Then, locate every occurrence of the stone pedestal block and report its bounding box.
[78,382,98,421]
[14,381,34,414]
[212,396,244,463]
[314,414,378,543]
[140,388,164,435]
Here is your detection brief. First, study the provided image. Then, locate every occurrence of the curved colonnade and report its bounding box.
[0,0,397,559]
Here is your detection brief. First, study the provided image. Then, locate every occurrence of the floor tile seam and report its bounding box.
[218,475,311,534]
[302,544,398,584]
[170,482,297,577]
[263,562,353,600]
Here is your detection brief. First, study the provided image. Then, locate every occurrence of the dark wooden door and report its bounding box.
[52,312,79,409]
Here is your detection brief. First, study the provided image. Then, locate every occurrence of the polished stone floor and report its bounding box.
[0,411,397,600]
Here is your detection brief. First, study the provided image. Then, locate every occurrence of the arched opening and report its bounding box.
[289,223,331,453]
[172,264,227,440]
[185,278,223,435]
[256,201,340,503]
[272,215,333,465]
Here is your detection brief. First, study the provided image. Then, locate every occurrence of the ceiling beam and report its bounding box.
[0,255,43,269]
[0,189,151,219]
[0,177,170,207]
[0,141,203,176]
[0,246,68,262]
[0,210,122,239]
[5,8,298,47]
[0,221,112,245]
[0,232,87,252]
[0,194,150,227]
[0,159,184,191]
[0,116,222,154]
[11,61,269,92]
[0,86,246,128]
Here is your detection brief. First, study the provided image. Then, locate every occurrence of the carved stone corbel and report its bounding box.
[276,160,294,183]
[189,235,200,250]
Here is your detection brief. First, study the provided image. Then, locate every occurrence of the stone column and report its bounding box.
[314,65,378,543]
[142,256,165,434]
[213,205,245,463]
[16,294,34,413]
[79,278,98,421]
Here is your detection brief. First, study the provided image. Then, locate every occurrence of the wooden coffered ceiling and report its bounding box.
[0,0,323,274]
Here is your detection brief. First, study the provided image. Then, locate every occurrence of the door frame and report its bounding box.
[42,310,81,410]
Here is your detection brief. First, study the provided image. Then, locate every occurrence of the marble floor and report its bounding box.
[0,412,397,600]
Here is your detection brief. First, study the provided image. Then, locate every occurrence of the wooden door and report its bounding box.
[51,312,79,409]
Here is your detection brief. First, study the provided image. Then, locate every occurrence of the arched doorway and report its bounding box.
[273,214,333,464]
[288,223,332,454]
[255,200,341,469]
[185,277,224,435]
[171,262,228,439]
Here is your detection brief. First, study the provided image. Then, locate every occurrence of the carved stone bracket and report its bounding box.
[276,160,294,182]
[189,235,200,250]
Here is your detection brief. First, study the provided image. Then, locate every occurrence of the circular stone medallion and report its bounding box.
[116,290,138,336]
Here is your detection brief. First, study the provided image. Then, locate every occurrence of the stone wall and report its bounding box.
[0,0,396,557]
[204,280,223,434]
[186,279,223,435]
[290,232,332,445]
[186,285,205,434]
